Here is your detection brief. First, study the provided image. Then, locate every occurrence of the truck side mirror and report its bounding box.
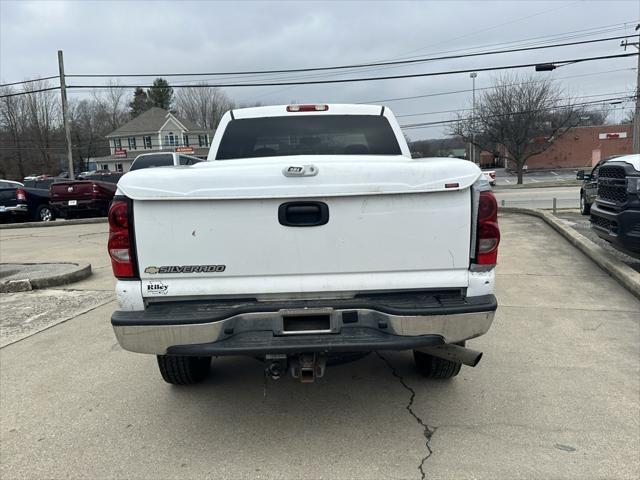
[576,170,585,180]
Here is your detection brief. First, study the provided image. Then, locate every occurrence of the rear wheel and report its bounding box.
[413,342,464,379]
[580,193,591,215]
[36,205,55,222]
[157,355,211,385]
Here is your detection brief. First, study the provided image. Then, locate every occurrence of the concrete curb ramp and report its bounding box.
[501,207,640,300]
[0,218,107,230]
[0,262,92,293]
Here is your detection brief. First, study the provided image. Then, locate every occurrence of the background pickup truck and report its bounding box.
[589,154,640,256]
[50,172,122,219]
[109,103,500,385]
[0,179,56,222]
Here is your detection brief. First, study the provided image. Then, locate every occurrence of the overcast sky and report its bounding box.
[1,0,637,139]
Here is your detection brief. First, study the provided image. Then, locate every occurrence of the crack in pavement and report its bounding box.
[376,352,435,480]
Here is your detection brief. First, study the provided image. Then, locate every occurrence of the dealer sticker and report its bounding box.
[145,281,169,295]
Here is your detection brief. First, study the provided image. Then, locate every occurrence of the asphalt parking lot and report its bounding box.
[493,168,578,186]
[1,215,639,479]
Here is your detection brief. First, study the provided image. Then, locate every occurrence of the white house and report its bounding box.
[96,108,214,172]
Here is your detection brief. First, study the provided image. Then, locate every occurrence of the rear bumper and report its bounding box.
[51,199,109,215]
[0,204,28,214]
[111,293,497,355]
[590,204,640,254]
[0,204,28,222]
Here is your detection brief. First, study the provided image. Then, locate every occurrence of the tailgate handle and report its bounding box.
[278,201,329,227]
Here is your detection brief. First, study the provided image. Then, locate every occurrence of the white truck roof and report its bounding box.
[608,154,640,172]
[231,104,384,119]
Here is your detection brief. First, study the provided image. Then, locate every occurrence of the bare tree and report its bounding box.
[69,98,111,170]
[621,109,634,124]
[448,74,581,184]
[93,80,128,131]
[0,86,29,178]
[174,84,235,129]
[22,80,61,174]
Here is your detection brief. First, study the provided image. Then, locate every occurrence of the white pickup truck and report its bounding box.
[109,104,499,384]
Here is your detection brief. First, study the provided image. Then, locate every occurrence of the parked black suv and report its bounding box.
[589,154,640,257]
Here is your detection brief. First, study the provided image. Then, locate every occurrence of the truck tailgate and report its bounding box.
[133,190,471,298]
[119,156,480,299]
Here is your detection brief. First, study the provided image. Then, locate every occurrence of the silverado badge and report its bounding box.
[144,265,226,274]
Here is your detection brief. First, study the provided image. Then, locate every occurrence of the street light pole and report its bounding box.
[621,25,639,154]
[633,32,640,154]
[470,72,478,164]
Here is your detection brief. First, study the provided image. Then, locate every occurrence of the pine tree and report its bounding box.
[147,78,174,110]
[129,87,151,118]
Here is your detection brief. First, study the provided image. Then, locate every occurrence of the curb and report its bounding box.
[0,262,92,293]
[0,218,107,230]
[500,207,640,300]
[494,180,581,190]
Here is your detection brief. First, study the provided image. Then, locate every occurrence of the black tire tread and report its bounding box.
[580,193,591,215]
[157,355,211,385]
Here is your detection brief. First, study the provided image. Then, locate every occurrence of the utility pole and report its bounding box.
[58,50,74,179]
[470,72,478,164]
[622,25,640,154]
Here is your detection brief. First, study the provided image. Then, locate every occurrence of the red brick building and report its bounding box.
[479,124,633,170]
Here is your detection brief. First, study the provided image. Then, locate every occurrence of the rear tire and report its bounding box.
[413,342,464,379]
[580,193,591,215]
[36,204,55,222]
[157,355,211,385]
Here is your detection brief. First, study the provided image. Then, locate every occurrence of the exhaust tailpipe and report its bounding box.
[418,344,483,367]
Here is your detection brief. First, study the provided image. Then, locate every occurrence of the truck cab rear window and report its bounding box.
[130,154,174,171]
[215,115,401,160]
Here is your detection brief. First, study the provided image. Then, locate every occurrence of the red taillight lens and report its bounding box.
[287,104,329,112]
[16,188,26,202]
[478,190,497,221]
[475,191,500,266]
[108,199,134,278]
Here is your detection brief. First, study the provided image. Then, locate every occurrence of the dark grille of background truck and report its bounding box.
[598,165,628,204]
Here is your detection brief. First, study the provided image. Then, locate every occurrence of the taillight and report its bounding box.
[107,199,135,278]
[16,188,26,202]
[287,104,329,112]
[475,190,500,266]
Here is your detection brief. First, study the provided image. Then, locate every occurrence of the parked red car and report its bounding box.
[50,172,123,218]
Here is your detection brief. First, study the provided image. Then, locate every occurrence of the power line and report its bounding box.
[242,23,635,102]
[0,86,60,99]
[378,0,582,63]
[360,68,637,104]
[395,90,635,118]
[63,52,638,90]
[399,95,636,130]
[387,22,633,63]
[66,35,635,80]
[0,76,58,88]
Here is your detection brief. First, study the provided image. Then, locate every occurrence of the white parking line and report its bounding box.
[551,171,559,176]
[504,179,511,184]
[530,178,539,183]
